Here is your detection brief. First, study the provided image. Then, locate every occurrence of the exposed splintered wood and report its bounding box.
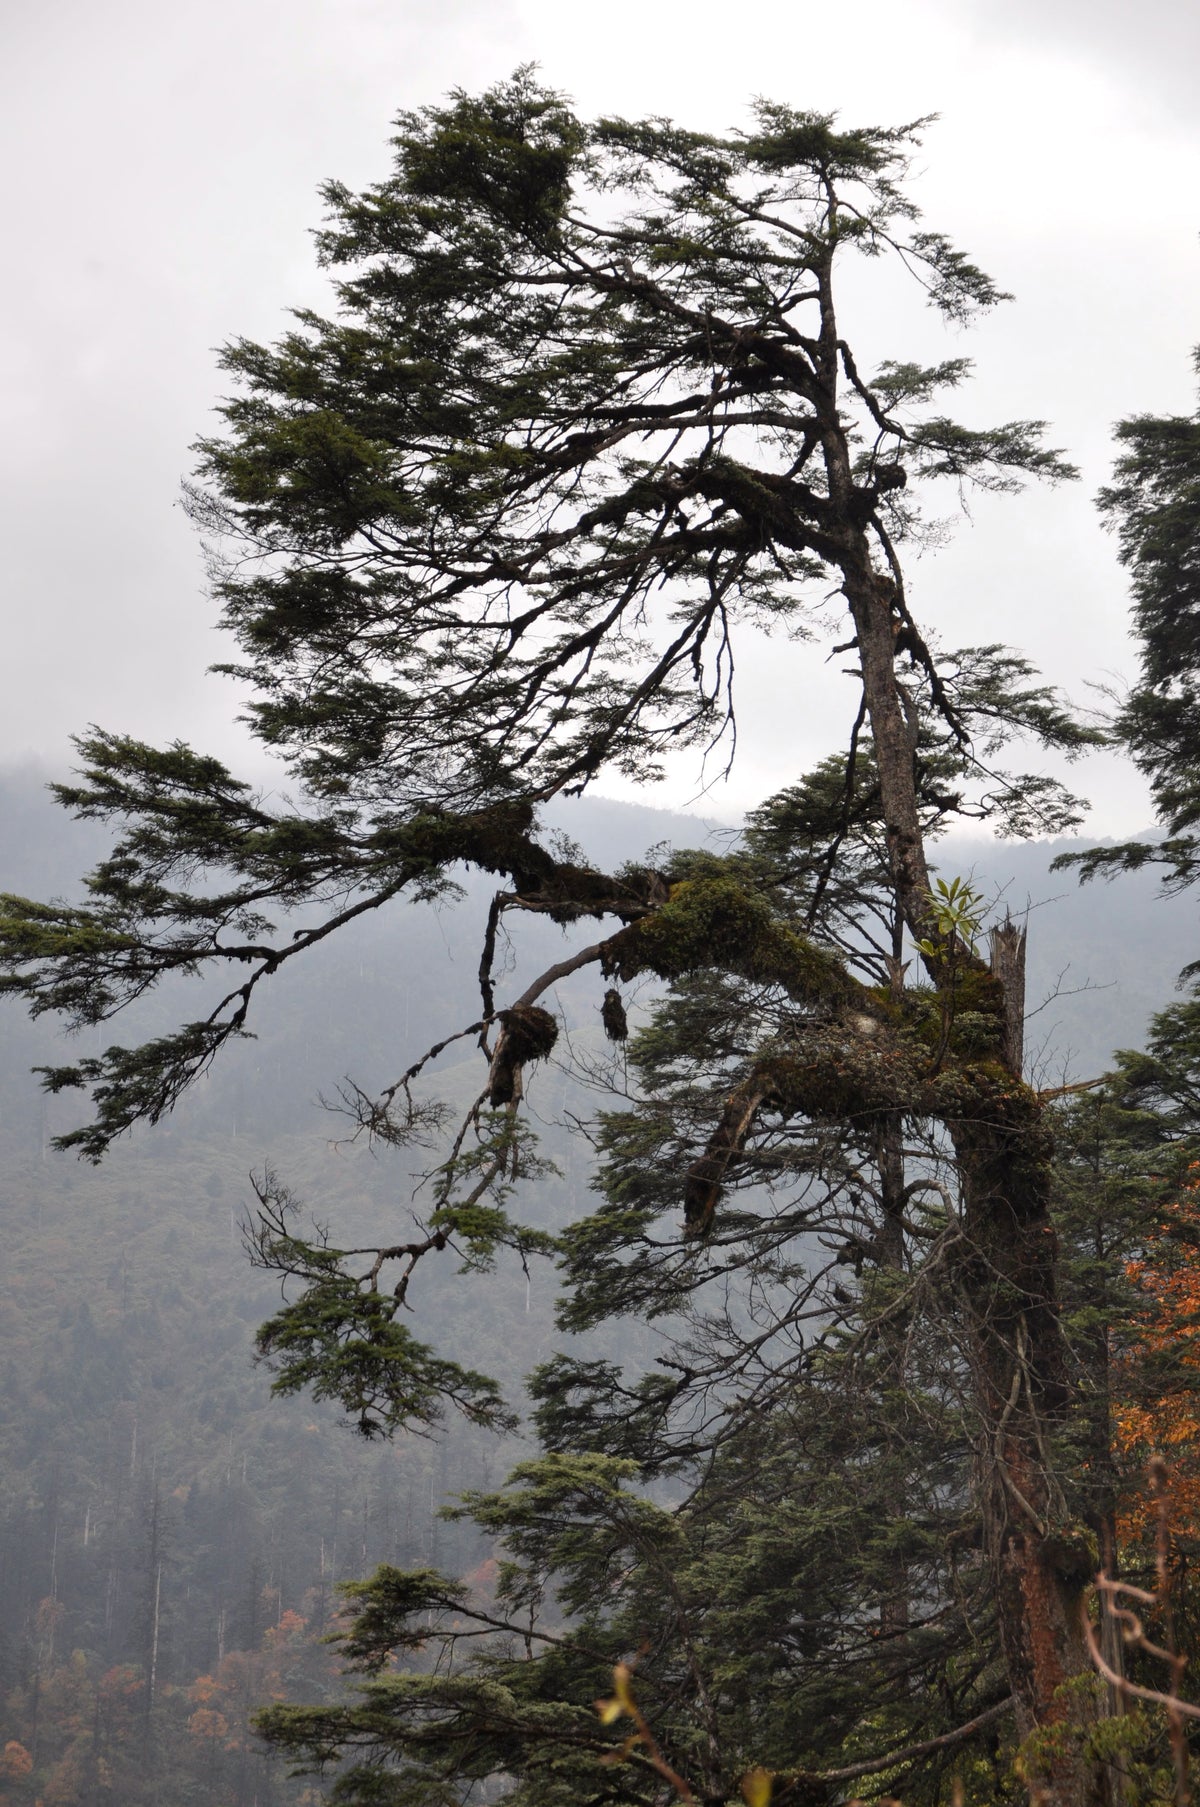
[683,1075,777,1236]
[990,915,1029,1077]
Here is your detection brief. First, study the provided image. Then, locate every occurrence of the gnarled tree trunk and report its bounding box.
[848,561,1107,1805]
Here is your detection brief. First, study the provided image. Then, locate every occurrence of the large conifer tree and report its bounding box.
[1060,348,1200,899]
[0,72,1118,1803]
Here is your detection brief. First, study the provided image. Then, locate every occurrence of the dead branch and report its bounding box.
[1084,1459,1194,1807]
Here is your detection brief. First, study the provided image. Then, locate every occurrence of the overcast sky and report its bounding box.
[3,0,1198,837]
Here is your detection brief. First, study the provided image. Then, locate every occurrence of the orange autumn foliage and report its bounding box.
[0,1741,32,1780]
[186,1707,230,1745]
[1115,1174,1200,1542]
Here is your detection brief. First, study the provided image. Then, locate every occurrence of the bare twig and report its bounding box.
[1084,1458,1194,1807]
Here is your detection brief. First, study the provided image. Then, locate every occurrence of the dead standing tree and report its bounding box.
[0,74,1107,1800]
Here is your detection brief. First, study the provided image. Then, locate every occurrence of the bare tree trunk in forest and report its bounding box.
[147,1561,161,1716]
[876,1109,911,1673]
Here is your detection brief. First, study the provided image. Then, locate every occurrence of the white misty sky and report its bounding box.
[2,0,1198,835]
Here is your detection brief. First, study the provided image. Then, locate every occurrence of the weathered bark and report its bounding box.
[958,1125,1099,1798]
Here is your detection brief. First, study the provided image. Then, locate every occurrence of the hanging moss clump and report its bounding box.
[600,988,628,1042]
[487,1004,559,1106]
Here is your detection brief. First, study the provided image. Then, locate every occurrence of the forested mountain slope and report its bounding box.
[0,763,1194,1803]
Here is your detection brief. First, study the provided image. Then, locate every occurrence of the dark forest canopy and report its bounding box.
[6,69,1198,1807]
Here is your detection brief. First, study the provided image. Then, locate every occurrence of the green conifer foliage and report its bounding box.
[0,71,1121,1803]
[1058,349,1200,892]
